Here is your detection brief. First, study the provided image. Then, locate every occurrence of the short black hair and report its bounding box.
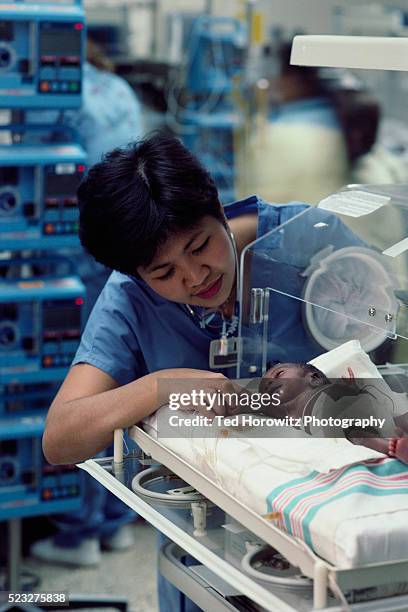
[300,363,330,385]
[278,42,326,96]
[77,132,224,275]
[335,90,380,161]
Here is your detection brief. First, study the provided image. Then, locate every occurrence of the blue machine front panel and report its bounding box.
[0,3,85,109]
[0,426,82,520]
[0,144,86,249]
[0,380,60,420]
[0,275,85,384]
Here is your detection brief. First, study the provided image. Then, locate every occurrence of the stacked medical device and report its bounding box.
[0,0,86,588]
[175,15,246,204]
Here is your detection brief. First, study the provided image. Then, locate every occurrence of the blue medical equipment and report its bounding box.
[0,1,85,109]
[0,402,81,520]
[0,143,86,250]
[0,261,86,385]
[179,16,246,203]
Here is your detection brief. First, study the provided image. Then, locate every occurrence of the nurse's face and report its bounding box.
[137,216,236,308]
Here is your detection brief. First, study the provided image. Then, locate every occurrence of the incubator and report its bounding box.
[80,184,408,611]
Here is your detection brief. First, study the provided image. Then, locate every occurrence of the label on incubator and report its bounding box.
[318,190,390,217]
[383,237,408,258]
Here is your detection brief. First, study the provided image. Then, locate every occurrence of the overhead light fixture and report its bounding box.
[291,35,408,71]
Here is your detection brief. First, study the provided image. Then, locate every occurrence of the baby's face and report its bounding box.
[260,363,313,407]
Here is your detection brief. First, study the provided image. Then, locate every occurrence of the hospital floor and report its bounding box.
[24,520,159,612]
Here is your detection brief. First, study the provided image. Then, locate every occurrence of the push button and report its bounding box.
[43,355,53,367]
[44,223,54,234]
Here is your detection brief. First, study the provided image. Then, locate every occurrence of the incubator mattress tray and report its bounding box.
[139,414,408,569]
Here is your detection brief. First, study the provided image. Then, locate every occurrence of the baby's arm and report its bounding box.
[347,431,389,455]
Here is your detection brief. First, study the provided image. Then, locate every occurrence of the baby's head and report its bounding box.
[260,363,329,406]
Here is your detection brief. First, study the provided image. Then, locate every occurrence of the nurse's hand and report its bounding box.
[154,368,238,417]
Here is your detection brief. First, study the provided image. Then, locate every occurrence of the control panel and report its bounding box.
[0,2,85,108]
[0,419,81,520]
[0,274,85,384]
[0,143,86,249]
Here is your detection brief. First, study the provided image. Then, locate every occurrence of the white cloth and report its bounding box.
[236,120,349,205]
[310,339,382,378]
[352,145,408,185]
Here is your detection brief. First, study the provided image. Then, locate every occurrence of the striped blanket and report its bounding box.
[267,457,408,566]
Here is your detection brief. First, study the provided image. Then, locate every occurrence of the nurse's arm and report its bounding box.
[43,362,163,465]
[43,363,230,465]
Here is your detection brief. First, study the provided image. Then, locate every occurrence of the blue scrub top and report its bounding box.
[269,97,340,130]
[72,195,361,384]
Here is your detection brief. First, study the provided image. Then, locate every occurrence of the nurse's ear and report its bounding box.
[309,371,325,388]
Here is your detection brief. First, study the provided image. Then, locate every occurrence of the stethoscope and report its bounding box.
[184,229,240,350]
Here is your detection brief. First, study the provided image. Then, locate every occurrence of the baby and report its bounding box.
[259,362,408,464]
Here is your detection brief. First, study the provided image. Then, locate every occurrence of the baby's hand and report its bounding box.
[341,366,355,382]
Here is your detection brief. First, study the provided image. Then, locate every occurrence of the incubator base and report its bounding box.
[79,440,408,612]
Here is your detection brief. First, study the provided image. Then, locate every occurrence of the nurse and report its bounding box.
[43,132,360,611]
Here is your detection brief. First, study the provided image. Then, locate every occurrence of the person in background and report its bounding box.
[65,40,144,171]
[30,38,144,567]
[337,89,408,185]
[236,41,349,204]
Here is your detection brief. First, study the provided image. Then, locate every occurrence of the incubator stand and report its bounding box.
[80,185,408,611]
